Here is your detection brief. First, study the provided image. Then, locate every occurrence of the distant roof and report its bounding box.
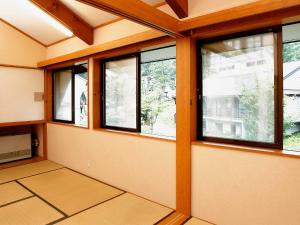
[284,61,300,94]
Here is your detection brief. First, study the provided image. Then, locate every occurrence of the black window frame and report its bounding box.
[196,28,283,149]
[52,64,88,125]
[100,45,177,135]
[100,53,141,132]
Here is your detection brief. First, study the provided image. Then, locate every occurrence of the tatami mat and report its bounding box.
[0,197,63,225]
[0,160,63,184]
[0,181,33,206]
[185,217,214,225]
[19,168,124,215]
[56,193,173,225]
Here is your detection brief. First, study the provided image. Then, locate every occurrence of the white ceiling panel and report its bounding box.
[61,0,119,27]
[0,0,68,45]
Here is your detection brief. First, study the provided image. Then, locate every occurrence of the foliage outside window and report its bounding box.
[200,32,276,145]
[141,46,176,137]
[53,63,88,127]
[283,41,300,151]
[101,46,176,138]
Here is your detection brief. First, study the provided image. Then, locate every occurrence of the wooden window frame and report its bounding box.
[100,53,141,133]
[196,28,283,149]
[52,63,89,127]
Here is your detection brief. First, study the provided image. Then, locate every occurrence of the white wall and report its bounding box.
[192,144,300,225]
[0,19,45,123]
[0,67,44,123]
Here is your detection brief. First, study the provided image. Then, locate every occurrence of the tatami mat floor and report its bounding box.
[0,160,173,225]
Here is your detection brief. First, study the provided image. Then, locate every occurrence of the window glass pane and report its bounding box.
[74,64,88,127]
[283,23,300,151]
[141,47,176,137]
[201,33,275,143]
[104,57,137,129]
[54,69,72,121]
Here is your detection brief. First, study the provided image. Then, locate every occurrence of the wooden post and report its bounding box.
[176,36,197,216]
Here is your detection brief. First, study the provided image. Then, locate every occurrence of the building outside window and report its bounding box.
[199,32,276,145]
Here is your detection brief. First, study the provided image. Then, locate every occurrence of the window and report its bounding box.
[141,46,176,137]
[101,55,140,131]
[283,23,300,151]
[53,63,88,127]
[53,68,73,122]
[198,32,280,147]
[101,45,176,137]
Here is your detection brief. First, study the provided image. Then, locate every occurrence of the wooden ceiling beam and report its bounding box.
[179,0,300,32]
[76,0,182,37]
[31,0,94,45]
[165,0,188,19]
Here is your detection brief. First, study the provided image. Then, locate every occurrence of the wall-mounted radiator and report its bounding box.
[0,134,32,163]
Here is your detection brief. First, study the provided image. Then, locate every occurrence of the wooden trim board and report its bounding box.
[0,120,45,128]
[38,30,167,67]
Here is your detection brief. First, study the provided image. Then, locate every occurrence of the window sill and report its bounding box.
[192,141,300,159]
[94,128,176,143]
[47,121,89,130]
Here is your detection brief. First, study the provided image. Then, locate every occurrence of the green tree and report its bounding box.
[283,95,295,137]
[239,76,274,142]
[283,42,300,63]
[141,59,176,135]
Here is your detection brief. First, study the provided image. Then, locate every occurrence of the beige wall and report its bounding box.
[0,20,46,67]
[46,20,149,59]
[192,144,300,225]
[47,124,176,208]
[159,0,259,19]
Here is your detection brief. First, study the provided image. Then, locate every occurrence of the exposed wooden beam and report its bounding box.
[76,0,182,37]
[179,0,300,31]
[31,0,94,45]
[165,0,188,19]
[191,5,300,40]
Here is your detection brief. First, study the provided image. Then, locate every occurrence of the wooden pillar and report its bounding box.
[176,36,197,216]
